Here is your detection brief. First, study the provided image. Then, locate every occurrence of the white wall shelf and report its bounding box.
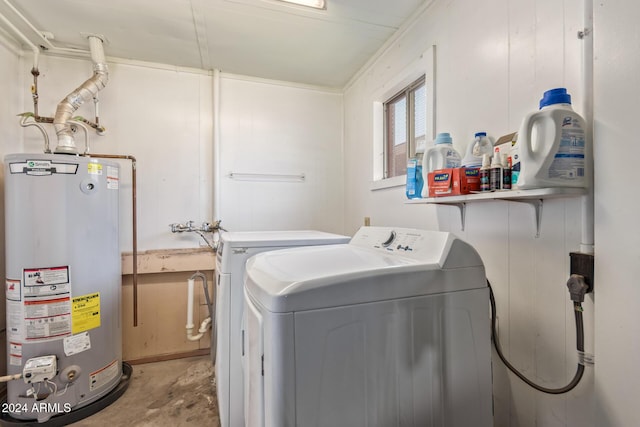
[406,187,587,237]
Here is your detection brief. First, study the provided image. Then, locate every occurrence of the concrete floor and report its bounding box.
[70,356,219,427]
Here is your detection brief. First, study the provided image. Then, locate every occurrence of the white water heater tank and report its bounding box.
[4,153,122,422]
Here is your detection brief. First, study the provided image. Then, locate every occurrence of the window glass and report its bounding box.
[384,75,426,179]
[413,84,426,150]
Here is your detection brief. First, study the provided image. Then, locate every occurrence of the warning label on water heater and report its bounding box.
[72,292,101,334]
[23,266,70,297]
[17,266,73,341]
[90,360,119,392]
[87,163,103,175]
[24,297,72,341]
[64,331,91,356]
[9,342,22,366]
[6,279,21,301]
[107,166,119,190]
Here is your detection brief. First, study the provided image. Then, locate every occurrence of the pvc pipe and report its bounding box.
[0,8,39,69]
[580,0,595,255]
[3,0,89,56]
[185,272,213,341]
[187,278,195,330]
[187,317,212,341]
[213,69,221,220]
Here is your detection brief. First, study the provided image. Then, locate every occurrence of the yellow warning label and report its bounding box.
[72,292,101,334]
[87,163,103,175]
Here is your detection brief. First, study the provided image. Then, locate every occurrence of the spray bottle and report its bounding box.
[502,155,512,190]
[490,147,503,191]
[479,154,491,192]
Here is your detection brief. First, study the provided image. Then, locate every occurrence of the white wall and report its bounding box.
[344,0,594,426]
[218,74,344,234]
[593,1,640,426]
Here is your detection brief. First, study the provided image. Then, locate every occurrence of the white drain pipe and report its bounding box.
[580,0,594,255]
[186,272,213,341]
[3,0,89,57]
[212,69,221,221]
[0,8,39,69]
[53,36,108,154]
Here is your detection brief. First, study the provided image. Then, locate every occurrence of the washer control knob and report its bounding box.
[382,230,396,247]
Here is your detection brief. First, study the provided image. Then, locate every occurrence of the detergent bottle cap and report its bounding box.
[474,132,487,138]
[434,132,453,145]
[539,88,572,109]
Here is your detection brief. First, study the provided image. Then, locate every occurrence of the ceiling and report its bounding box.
[0,0,426,88]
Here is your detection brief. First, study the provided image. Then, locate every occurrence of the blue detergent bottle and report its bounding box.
[406,156,424,199]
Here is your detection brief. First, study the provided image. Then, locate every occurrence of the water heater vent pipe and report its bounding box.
[54,35,108,154]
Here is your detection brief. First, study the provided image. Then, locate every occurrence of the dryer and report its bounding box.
[243,226,493,427]
[214,230,350,427]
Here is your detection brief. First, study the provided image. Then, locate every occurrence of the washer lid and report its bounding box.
[245,228,486,313]
[219,230,350,248]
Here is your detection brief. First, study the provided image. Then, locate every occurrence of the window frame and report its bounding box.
[371,45,435,191]
[383,75,426,179]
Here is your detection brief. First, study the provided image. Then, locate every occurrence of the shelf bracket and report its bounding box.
[508,198,543,238]
[439,202,467,232]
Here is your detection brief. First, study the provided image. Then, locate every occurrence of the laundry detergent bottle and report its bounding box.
[512,88,588,189]
[421,133,461,197]
[461,132,493,168]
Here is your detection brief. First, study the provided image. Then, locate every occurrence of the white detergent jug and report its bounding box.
[421,132,461,197]
[461,132,493,168]
[513,88,587,189]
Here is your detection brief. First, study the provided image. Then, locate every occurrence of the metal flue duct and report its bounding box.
[54,35,108,154]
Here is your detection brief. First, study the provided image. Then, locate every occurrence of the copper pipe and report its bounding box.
[86,153,139,327]
[72,116,106,134]
[31,115,106,134]
[31,68,39,118]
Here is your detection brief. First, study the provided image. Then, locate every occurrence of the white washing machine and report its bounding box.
[243,226,493,427]
[214,230,351,427]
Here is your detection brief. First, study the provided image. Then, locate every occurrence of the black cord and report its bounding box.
[488,279,585,394]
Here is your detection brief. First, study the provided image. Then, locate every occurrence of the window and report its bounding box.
[384,76,426,178]
[371,45,434,190]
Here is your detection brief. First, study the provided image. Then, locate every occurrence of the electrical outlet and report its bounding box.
[570,252,594,293]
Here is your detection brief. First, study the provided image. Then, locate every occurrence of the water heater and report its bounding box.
[3,153,123,423]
